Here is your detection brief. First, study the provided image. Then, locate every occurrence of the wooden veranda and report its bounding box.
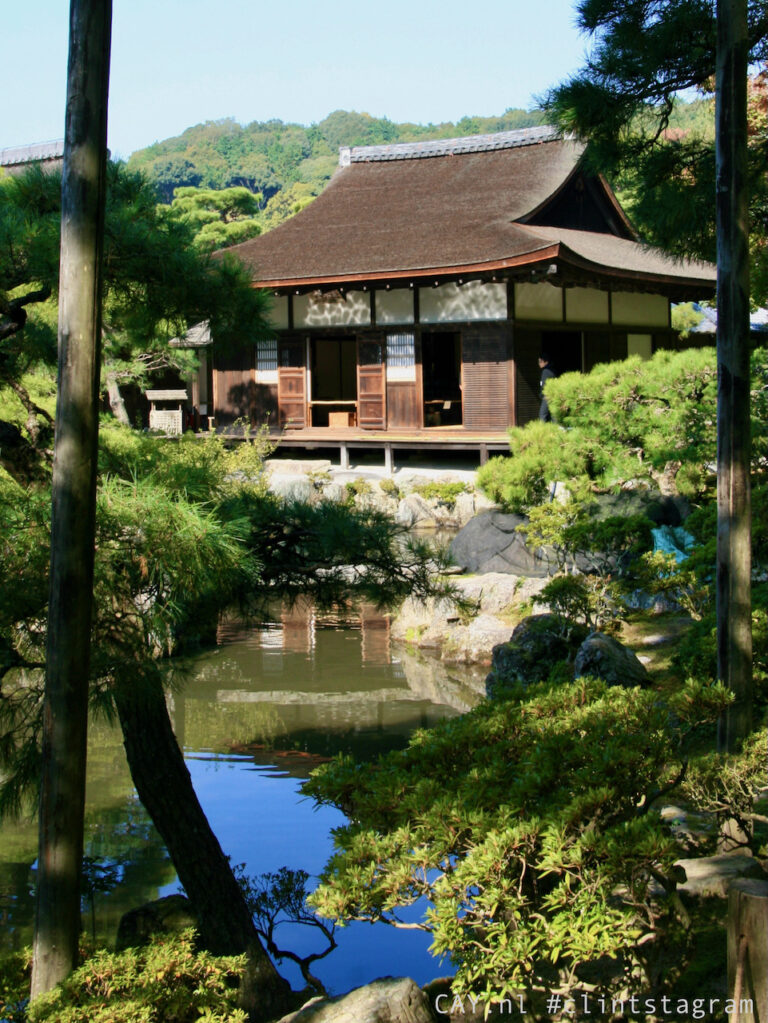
[223,425,511,471]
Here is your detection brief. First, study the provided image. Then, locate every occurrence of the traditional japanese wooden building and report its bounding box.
[209,126,716,464]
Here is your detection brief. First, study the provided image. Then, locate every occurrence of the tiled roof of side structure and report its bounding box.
[0,140,65,166]
[340,125,560,165]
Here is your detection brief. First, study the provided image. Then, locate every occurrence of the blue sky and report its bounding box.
[4,0,589,160]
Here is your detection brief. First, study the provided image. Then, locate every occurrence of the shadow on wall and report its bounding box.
[220,381,278,427]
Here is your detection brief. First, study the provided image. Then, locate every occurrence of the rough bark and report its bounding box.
[113,673,292,1022]
[31,0,111,997]
[106,374,131,425]
[715,0,753,751]
[6,378,54,450]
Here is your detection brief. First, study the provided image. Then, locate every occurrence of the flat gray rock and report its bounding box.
[274,977,434,1023]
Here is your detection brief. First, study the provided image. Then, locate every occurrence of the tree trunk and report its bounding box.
[6,378,54,450]
[31,0,111,997]
[106,375,131,425]
[113,673,292,1022]
[715,0,752,751]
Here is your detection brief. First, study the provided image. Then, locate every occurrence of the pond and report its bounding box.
[0,606,485,994]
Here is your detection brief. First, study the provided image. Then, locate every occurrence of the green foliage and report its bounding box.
[547,349,721,498]
[167,186,262,253]
[0,424,452,816]
[670,301,707,338]
[544,3,768,302]
[344,478,372,499]
[636,490,768,706]
[0,948,31,1023]
[126,108,547,232]
[521,499,653,632]
[305,677,732,1007]
[682,730,768,855]
[477,421,602,513]
[1,162,272,479]
[378,477,401,499]
[27,931,247,1023]
[412,480,469,508]
[478,349,734,511]
[539,574,610,633]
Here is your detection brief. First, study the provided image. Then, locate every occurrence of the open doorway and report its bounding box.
[541,330,582,376]
[422,331,462,427]
[310,337,357,426]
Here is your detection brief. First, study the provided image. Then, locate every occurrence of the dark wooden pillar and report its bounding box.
[715,0,752,750]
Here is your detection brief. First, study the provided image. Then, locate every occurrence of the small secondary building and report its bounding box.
[211,127,715,460]
[0,140,64,176]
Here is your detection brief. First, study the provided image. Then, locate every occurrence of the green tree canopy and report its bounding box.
[0,161,268,466]
[168,185,263,253]
[126,108,548,231]
[544,1,768,301]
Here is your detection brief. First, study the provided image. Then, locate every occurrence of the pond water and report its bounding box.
[0,608,485,994]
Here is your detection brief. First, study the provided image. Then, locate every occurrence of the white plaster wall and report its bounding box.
[565,287,609,324]
[612,292,669,327]
[627,334,654,360]
[514,282,563,322]
[419,281,507,323]
[375,289,415,325]
[294,290,371,327]
[267,295,290,329]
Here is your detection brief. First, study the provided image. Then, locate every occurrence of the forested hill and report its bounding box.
[126,108,546,228]
[126,101,714,233]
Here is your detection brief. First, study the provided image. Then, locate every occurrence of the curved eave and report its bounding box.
[254,240,716,301]
[555,243,717,298]
[253,246,561,291]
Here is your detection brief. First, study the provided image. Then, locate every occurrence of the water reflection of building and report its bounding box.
[180,604,484,763]
[359,603,391,665]
[218,600,391,662]
[281,596,315,654]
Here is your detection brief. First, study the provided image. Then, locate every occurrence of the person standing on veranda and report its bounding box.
[538,353,556,421]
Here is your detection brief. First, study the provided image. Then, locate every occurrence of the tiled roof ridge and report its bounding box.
[0,139,65,166]
[339,125,563,166]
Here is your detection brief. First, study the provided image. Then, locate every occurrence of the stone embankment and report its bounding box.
[266,460,550,666]
[265,457,494,530]
[390,573,548,665]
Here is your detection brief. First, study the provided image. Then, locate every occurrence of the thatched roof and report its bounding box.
[226,128,715,298]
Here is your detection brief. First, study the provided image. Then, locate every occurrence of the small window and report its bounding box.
[386,332,415,382]
[255,338,278,383]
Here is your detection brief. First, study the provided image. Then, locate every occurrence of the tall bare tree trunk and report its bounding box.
[31,0,112,996]
[113,673,292,1021]
[715,0,752,753]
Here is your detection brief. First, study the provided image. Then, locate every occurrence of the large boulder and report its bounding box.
[116,894,198,950]
[573,632,651,688]
[486,614,589,697]
[450,511,556,577]
[451,492,688,578]
[274,976,434,1023]
[591,489,690,527]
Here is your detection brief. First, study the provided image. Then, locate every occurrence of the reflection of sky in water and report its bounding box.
[159,755,442,994]
[1,616,475,986]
